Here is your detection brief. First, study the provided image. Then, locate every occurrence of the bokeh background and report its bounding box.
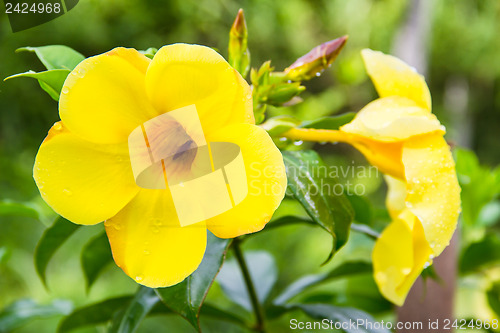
[1,0,500,332]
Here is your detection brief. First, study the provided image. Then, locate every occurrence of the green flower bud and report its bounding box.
[229,9,251,78]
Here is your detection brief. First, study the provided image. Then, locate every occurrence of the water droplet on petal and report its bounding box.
[62,87,69,94]
[135,275,144,282]
[62,189,72,197]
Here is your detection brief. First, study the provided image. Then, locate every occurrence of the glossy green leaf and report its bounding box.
[459,233,500,274]
[486,282,500,318]
[58,296,132,333]
[283,150,354,262]
[17,45,85,70]
[217,251,277,312]
[273,261,372,306]
[5,70,70,101]
[81,231,113,291]
[300,112,356,130]
[0,200,40,220]
[293,303,391,333]
[0,299,72,333]
[35,217,80,286]
[155,232,231,331]
[109,287,159,333]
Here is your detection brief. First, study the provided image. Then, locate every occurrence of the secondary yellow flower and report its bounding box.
[283,49,461,305]
[34,44,287,287]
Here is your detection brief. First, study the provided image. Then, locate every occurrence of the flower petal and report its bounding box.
[403,133,461,255]
[105,188,207,288]
[340,97,444,142]
[361,49,432,110]
[34,122,139,225]
[372,213,433,306]
[145,44,254,135]
[204,123,287,238]
[60,47,157,144]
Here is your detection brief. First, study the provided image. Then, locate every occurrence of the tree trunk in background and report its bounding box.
[393,1,465,331]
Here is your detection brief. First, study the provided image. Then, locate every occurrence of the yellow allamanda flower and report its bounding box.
[283,49,461,305]
[34,44,287,288]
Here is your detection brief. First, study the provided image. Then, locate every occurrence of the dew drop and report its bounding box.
[293,140,303,146]
[62,189,72,197]
[61,87,69,94]
[135,275,144,282]
[53,122,62,131]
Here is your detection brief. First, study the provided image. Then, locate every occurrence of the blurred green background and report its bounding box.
[1,0,500,332]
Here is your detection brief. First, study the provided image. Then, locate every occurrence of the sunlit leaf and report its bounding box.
[17,45,85,70]
[283,150,354,263]
[81,231,113,291]
[217,251,277,312]
[300,112,356,130]
[35,217,80,286]
[0,299,72,333]
[155,232,231,331]
[5,70,70,101]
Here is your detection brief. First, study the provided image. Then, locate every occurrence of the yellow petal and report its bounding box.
[341,97,444,142]
[361,49,432,110]
[385,175,407,219]
[205,123,287,238]
[349,138,404,180]
[60,47,157,144]
[145,44,254,135]
[403,133,461,255]
[34,122,139,225]
[105,188,207,288]
[372,213,433,306]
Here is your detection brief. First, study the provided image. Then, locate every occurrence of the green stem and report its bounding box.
[232,238,266,332]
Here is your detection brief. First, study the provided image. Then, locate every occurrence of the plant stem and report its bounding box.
[232,238,266,333]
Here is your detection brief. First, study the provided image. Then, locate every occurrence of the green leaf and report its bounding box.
[5,70,70,101]
[81,231,113,291]
[0,299,73,333]
[486,282,500,318]
[58,296,132,333]
[17,45,85,70]
[199,304,247,327]
[139,47,158,59]
[293,303,391,333]
[273,261,372,306]
[346,194,373,226]
[459,232,500,274]
[260,116,301,136]
[35,217,80,286]
[217,251,277,312]
[109,287,159,333]
[0,200,40,220]
[300,112,356,130]
[283,150,354,262]
[155,232,231,331]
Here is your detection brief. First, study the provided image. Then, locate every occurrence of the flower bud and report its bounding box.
[284,36,348,81]
[229,9,251,78]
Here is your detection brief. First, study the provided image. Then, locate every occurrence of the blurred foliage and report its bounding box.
[1,0,500,332]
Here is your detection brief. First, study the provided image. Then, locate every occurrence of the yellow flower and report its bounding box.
[282,49,461,305]
[34,45,287,288]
